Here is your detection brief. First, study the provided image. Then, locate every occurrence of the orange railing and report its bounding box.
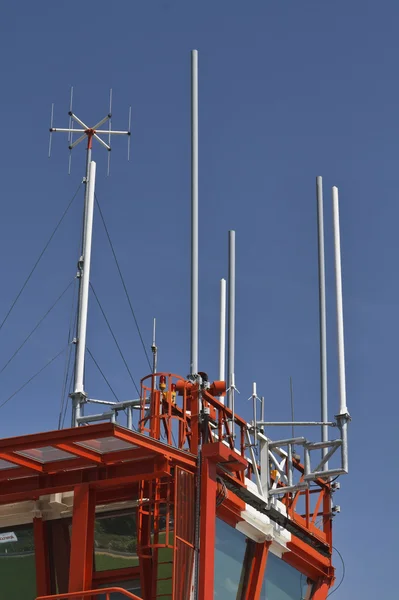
[36,587,142,600]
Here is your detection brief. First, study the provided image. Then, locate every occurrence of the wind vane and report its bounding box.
[48,87,131,175]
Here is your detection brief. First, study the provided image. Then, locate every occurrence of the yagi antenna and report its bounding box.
[48,87,131,175]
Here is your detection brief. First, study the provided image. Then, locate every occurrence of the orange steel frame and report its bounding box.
[0,373,336,600]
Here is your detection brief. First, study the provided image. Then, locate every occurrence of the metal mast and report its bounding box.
[49,91,131,426]
[316,176,329,467]
[190,50,199,376]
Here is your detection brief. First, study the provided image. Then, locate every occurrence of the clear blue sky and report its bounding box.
[0,1,397,598]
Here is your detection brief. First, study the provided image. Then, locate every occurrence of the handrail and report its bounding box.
[36,586,142,600]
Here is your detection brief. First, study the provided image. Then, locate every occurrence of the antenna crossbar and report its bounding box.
[48,88,131,173]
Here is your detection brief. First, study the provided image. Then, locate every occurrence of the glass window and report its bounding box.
[261,551,313,600]
[77,437,136,453]
[0,524,36,600]
[16,446,76,462]
[0,459,17,470]
[94,512,139,572]
[214,518,249,599]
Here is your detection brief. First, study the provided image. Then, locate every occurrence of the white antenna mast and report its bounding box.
[49,89,131,427]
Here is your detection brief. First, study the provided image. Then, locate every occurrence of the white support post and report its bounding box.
[219,278,226,396]
[190,49,199,376]
[332,186,348,416]
[71,160,96,426]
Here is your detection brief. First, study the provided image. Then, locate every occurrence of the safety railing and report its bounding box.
[36,587,142,600]
[140,372,248,458]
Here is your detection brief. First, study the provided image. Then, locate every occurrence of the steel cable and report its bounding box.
[0,182,82,334]
[0,344,69,411]
[86,346,119,401]
[90,283,140,396]
[95,193,152,370]
[0,278,75,378]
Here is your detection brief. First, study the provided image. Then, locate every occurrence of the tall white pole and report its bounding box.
[72,159,96,426]
[219,278,226,383]
[316,176,328,466]
[190,49,199,376]
[332,186,348,416]
[227,231,236,412]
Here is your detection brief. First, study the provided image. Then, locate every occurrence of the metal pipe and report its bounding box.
[93,130,130,135]
[304,447,311,476]
[127,406,133,430]
[219,278,226,387]
[227,230,236,412]
[337,414,349,472]
[151,317,157,395]
[287,444,293,486]
[245,429,262,495]
[332,186,348,416]
[305,439,341,450]
[77,410,113,423]
[313,444,341,474]
[87,398,117,406]
[269,483,308,496]
[259,436,269,503]
[109,399,141,409]
[304,468,346,480]
[71,159,96,426]
[268,437,306,449]
[190,49,199,375]
[152,318,157,373]
[260,396,264,433]
[316,176,329,466]
[252,382,257,446]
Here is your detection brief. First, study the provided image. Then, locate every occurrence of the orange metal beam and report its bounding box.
[312,578,331,599]
[0,465,32,480]
[33,517,51,596]
[244,541,271,600]
[202,441,248,472]
[55,443,104,464]
[92,566,141,585]
[0,451,43,472]
[285,535,333,581]
[113,427,196,469]
[198,453,218,600]
[68,483,96,593]
[0,422,118,452]
[0,462,170,505]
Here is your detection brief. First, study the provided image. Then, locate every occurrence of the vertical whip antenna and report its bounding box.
[48,104,54,158]
[152,317,158,375]
[219,278,226,383]
[332,187,347,416]
[127,106,132,161]
[316,176,329,468]
[68,86,74,174]
[107,88,113,176]
[190,49,199,375]
[251,382,259,446]
[332,185,350,475]
[227,230,236,434]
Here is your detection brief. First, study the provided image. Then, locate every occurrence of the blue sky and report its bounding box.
[0,1,397,598]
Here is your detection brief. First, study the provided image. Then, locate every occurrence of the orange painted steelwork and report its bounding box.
[0,372,338,599]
